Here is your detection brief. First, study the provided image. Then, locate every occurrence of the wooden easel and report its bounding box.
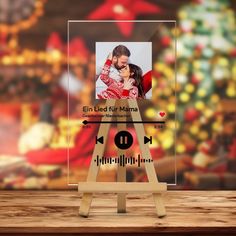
[78,99,167,217]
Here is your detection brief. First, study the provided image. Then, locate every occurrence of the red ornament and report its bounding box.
[46,32,63,51]
[184,107,200,122]
[191,75,200,85]
[161,36,171,47]
[230,48,236,57]
[88,0,161,37]
[195,43,204,50]
[68,37,89,60]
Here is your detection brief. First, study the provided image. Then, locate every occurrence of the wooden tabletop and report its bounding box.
[0,190,236,235]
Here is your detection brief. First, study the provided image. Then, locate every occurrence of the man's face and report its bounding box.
[113,55,129,70]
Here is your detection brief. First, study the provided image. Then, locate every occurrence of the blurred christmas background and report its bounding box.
[0,0,235,189]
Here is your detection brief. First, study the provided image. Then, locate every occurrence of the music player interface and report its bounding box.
[67,21,176,185]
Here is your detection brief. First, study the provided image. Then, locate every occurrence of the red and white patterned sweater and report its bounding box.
[97,59,138,99]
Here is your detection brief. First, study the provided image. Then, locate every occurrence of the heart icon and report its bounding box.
[159,112,166,117]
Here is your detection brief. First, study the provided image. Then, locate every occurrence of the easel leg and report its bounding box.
[116,100,127,213]
[128,99,166,217]
[79,99,116,217]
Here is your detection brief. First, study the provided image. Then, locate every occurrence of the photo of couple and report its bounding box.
[95,42,152,99]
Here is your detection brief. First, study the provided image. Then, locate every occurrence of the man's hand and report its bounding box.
[123,79,133,90]
[107,52,117,65]
[107,53,113,60]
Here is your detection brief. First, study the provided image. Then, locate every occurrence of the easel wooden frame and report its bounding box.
[78,99,167,217]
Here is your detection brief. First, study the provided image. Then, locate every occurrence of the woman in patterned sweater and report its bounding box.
[97,54,145,99]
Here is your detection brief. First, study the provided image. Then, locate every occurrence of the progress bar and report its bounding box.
[83,120,165,125]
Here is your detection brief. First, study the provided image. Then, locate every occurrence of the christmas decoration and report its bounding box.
[67,37,90,61]
[0,34,88,66]
[184,107,200,122]
[192,141,216,168]
[46,32,63,52]
[151,0,236,156]
[18,122,55,154]
[0,32,90,102]
[0,0,46,35]
[88,0,161,37]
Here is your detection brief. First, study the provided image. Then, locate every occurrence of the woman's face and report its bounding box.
[119,65,131,78]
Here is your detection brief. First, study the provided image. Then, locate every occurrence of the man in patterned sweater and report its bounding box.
[96,44,151,98]
[96,45,131,91]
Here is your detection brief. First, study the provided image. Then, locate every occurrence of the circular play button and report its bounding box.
[114,131,133,149]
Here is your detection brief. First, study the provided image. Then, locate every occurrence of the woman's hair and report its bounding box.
[129,63,145,98]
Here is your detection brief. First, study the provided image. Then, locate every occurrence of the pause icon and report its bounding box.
[114,131,133,150]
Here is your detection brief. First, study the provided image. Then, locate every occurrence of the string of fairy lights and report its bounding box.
[0,0,85,70]
[0,1,89,102]
[0,0,46,35]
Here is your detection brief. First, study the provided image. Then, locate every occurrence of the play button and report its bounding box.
[114,131,133,150]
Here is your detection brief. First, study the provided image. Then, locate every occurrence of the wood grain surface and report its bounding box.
[0,191,236,235]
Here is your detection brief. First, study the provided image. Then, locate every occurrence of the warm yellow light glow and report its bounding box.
[211,94,220,103]
[176,144,186,153]
[180,92,190,102]
[167,103,175,113]
[195,101,205,110]
[197,88,207,97]
[145,108,156,118]
[190,125,199,135]
[198,131,208,140]
[185,84,195,93]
